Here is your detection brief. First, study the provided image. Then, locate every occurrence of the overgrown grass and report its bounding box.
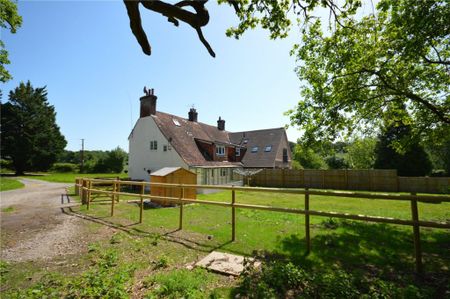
[20,172,126,183]
[0,178,24,192]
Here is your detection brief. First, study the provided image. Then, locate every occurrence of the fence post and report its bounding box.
[179,187,184,230]
[116,177,121,202]
[87,179,91,210]
[232,187,236,242]
[305,188,311,254]
[139,184,144,223]
[111,180,116,216]
[410,192,423,275]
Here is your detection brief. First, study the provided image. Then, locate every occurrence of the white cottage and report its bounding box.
[128,89,292,185]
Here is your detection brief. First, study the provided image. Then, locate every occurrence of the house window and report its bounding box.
[163,145,167,151]
[251,146,258,153]
[236,147,241,157]
[264,145,272,152]
[216,145,225,156]
[150,140,158,151]
[283,148,288,162]
[220,168,227,176]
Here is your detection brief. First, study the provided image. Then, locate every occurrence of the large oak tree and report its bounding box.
[287,0,449,147]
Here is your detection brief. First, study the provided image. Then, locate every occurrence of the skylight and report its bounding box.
[251,146,258,153]
[264,145,272,152]
[172,118,181,126]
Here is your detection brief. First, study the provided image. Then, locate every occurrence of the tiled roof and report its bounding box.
[229,128,286,168]
[150,111,287,168]
[152,111,241,167]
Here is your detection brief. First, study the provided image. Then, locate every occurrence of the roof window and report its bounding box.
[251,146,258,153]
[172,118,181,126]
[264,145,272,152]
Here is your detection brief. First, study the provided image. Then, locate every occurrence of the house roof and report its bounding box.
[151,111,241,167]
[229,128,287,168]
[145,111,288,168]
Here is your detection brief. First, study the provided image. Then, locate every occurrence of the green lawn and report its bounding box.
[2,187,449,298]
[0,177,24,192]
[20,172,126,183]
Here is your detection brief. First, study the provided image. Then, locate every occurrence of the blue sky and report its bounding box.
[2,1,306,151]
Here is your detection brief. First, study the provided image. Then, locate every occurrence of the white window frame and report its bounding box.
[216,145,225,156]
[150,140,158,151]
[236,147,241,157]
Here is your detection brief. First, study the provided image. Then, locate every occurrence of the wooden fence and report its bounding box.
[248,169,450,194]
[74,178,450,275]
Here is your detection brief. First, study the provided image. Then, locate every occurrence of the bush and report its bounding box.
[50,163,79,173]
[0,159,14,172]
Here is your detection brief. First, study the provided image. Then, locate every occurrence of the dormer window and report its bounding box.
[236,147,241,157]
[216,145,225,156]
[251,146,258,153]
[264,145,272,152]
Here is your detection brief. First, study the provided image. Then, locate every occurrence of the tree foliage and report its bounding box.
[345,138,376,169]
[374,123,432,176]
[288,0,449,146]
[0,0,22,82]
[1,81,67,175]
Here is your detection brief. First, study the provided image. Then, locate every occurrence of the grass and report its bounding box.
[20,172,127,183]
[1,206,15,213]
[0,177,24,192]
[2,187,449,298]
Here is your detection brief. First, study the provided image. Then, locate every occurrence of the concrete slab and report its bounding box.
[195,251,259,276]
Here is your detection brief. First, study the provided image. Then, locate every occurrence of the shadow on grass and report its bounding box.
[270,220,449,281]
[61,206,235,255]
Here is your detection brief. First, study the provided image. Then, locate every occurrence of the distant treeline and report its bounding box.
[56,147,127,173]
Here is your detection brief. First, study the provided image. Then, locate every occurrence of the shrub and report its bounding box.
[50,163,79,173]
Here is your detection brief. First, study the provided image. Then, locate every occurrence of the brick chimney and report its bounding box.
[188,108,198,122]
[217,116,225,131]
[140,87,157,117]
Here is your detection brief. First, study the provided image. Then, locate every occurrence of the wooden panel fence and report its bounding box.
[249,169,449,194]
[74,177,450,275]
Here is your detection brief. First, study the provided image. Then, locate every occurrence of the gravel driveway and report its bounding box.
[0,178,82,262]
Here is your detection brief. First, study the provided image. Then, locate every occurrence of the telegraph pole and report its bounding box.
[80,139,85,172]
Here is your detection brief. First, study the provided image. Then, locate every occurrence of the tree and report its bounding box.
[93,147,127,173]
[1,81,67,175]
[374,123,432,176]
[293,144,326,169]
[0,0,22,82]
[123,0,361,57]
[345,138,376,169]
[288,0,449,147]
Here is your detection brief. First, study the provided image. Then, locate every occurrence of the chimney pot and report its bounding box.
[188,108,198,122]
[140,89,157,117]
[217,116,225,131]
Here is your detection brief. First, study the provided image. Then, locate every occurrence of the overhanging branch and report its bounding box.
[124,0,216,57]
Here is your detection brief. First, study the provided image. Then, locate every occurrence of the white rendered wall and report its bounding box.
[128,116,188,181]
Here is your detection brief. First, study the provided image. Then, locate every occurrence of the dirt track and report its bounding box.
[0,179,82,262]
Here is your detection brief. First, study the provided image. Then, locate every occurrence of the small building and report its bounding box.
[150,167,197,206]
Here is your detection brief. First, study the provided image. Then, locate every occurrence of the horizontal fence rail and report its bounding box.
[74,178,450,275]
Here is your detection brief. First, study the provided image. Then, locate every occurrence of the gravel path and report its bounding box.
[0,178,83,262]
